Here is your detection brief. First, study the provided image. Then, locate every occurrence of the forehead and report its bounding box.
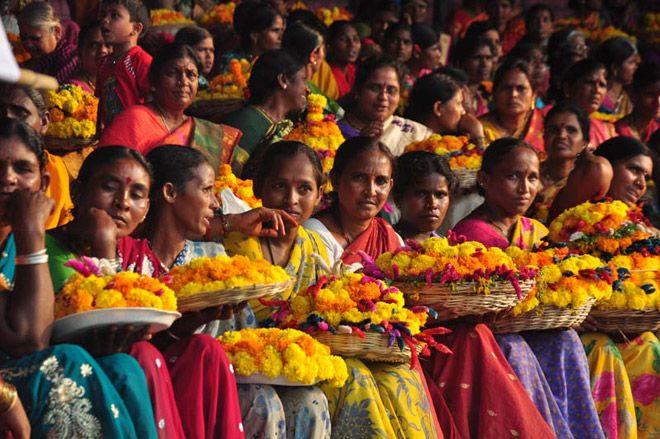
[494,147,539,170]
[344,149,392,174]
[0,88,36,111]
[410,172,448,190]
[163,57,198,70]
[367,66,399,84]
[93,158,150,181]
[621,155,653,172]
[547,111,579,126]
[0,136,40,163]
[270,153,317,180]
[500,69,530,85]
[20,25,46,35]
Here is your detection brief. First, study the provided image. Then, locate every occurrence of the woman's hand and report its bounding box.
[458,113,485,146]
[4,190,54,252]
[75,208,119,259]
[0,393,30,439]
[359,120,385,138]
[167,305,237,339]
[227,208,298,238]
[81,325,151,357]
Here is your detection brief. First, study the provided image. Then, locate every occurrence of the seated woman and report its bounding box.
[99,43,242,170]
[453,138,605,439]
[545,29,588,105]
[616,62,659,143]
[222,49,308,177]
[338,58,433,156]
[326,20,361,99]
[449,35,496,117]
[408,23,444,79]
[0,119,157,437]
[69,21,112,95]
[479,59,545,152]
[562,59,617,148]
[594,37,640,118]
[173,26,216,87]
[305,136,441,438]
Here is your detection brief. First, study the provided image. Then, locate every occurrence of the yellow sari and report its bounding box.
[44,152,73,229]
[310,60,340,101]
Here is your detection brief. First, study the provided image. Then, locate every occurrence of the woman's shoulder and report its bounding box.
[303,218,344,261]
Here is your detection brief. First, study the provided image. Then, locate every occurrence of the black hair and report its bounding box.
[481,137,538,175]
[101,0,150,30]
[544,101,591,143]
[594,136,654,165]
[286,8,327,35]
[247,49,306,105]
[281,21,324,64]
[0,84,47,118]
[383,23,412,46]
[561,58,606,89]
[411,23,438,50]
[174,26,212,47]
[148,43,202,84]
[434,66,469,85]
[493,58,532,91]
[252,140,324,198]
[330,136,397,185]
[525,3,554,27]
[594,37,637,73]
[451,35,494,66]
[145,146,210,203]
[235,1,280,51]
[353,56,404,96]
[464,20,498,40]
[507,41,542,64]
[327,20,356,45]
[393,151,457,200]
[0,117,46,169]
[632,61,659,93]
[405,73,460,123]
[78,20,103,50]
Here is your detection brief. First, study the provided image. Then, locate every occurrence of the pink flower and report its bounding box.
[631,374,660,405]
[592,372,616,402]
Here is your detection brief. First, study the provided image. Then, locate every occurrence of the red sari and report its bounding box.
[340,217,402,265]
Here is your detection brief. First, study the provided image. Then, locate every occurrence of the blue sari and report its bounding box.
[0,234,158,438]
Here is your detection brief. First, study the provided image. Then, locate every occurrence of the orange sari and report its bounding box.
[480,108,545,152]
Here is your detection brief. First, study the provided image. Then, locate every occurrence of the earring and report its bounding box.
[282,84,288,89]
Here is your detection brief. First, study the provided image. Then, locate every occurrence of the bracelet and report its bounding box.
[217,211,231,238]
[166,329,181,341]
[15,249,49,266]
[0,382,17,414]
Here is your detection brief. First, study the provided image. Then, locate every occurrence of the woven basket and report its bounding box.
[44,136,96,150]
[453,169,477,189]
[314,332,422,363]
[187,99,244,123]
[176,280,291,313]
[489,297,596,333]
[590,308,660,334]
[395,280,534,317]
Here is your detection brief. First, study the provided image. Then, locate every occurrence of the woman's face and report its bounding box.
[529,10,553,42]
[170,163,218,238]
[421,43,443,70]
[616,53,640,85]
[609,155,653,205]
[309,41,326,75]
[371,10,398,43]
[544,112,586,161]
[479,147,540,216]
[385,29,413,64]
[633,81,660,120]
[527,48,550,94]
[398,173,450,233]
[154,56,199,112]
[336,148,393,222]
[330,25,361,65]
[19,24,59,57]
[435,89,465,133]
[464,45,494,85]
[194,37,215,76]
[260,153,321,225]
[283,67,309,114]
[80,27,112,77]
[77,158,150,237]
[0,136,46,222]
[566,68,607,114]
[567,34,588,64]
[356,66,400,122]
[487,0,513,26]
[0,87,48,135]
[255,14,285,54]
[484,30,502,60]
[494,69,534,117]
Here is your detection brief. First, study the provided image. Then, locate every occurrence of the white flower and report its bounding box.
[80,364,93,378]
[54,378,84,403]
[111,404,119,419]
[40,356,59,374]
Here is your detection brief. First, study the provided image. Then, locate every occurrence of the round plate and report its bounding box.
[52,307,181,343]
[235,373,317,386]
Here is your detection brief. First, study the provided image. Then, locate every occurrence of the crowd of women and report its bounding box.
[0,0,658,437]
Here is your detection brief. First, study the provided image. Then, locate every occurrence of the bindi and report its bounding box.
[125,177,132,184]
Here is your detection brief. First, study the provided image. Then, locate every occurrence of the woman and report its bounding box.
[174,26,215,85]
[305,137,442,438]
[479,59,545,152]
[465,20,502,64]
[223,49,308,177]
[17,2,79,84]
[507,42,550,109]
[546,29,588,105]
[448,0,488,41]
[408,23,444,79]
[338,57,433,156]
[485,0,523,54]
[451,35,496,117]
[519,4,553,48]
[594,37,640,118]
[562,59,617,148]
[99,43,241,170]
[69,21,112,94]
[0,119,157,437]
[326,21,361,99]
[453,137,605,439]
[616,62,660,143]
[383,23,414,66]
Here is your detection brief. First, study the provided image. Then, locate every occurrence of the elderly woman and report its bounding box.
[99,43,241,170]
[17,2,79,83]
[594,37,640,118]
[546,29,588,104]
[479,58,545,152]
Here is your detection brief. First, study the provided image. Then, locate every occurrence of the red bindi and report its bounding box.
[125,177,132,184]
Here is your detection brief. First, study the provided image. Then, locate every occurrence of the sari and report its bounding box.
[452,216,605,439]
[590,118,617,149]
[44,152,73,230]
[339,115,434,156]
[311,60,340,101]
[528,170,569,224]
[0,234,157,438]
[616,118,659,143]
[480,108,545,152]
[99,104,241,170]
[329,62,356,99]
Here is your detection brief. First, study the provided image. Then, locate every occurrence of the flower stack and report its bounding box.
[197,58,250,102]
[199,2,236,26]
[214,164,262,209]
[219,328,348,386]
[149,9,194,26]
[404,134,484,188]
[315,6,352,27]
[44,84,98,141]
[8,33,30,63]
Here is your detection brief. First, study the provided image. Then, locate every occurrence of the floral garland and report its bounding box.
[596,251,659,311]
[547,200,652,256]
[591,111,623,123]
[199,2,236,26]
[149,9,194,26]
[214,164,261,208]
[315,7,352,27]
[44,84,98,139]
[197,59,250,101]
[404,134,484,170]
[218,328,348,386]
[55,260,177,318]
[168,255,289,297]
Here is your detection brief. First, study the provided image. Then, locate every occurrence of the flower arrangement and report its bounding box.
[7,33,30,63]
[547,200,652,255]
[315,6,351,27]
[404,134,484,170]
[55,261,177,318]
[589,26,637,44]
[44,84,98,139]
[200,2,236,26]
[149,9,194,26]
[168,255,289,297]
[218,328,348,386]
[595,252,660,311]
[214,164,261,208]
[197,58,250,101]
[285,93,345,177]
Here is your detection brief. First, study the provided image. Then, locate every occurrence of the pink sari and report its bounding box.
[451,216,549,250]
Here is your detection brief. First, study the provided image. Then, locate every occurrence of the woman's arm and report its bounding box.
[0,377,29,439]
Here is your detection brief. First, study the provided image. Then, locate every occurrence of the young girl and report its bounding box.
[326,21,361,98]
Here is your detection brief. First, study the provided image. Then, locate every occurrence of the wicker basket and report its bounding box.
[489,297,596,333]
[314,332,423,363]
[590,308,660,334]
[395,280,534,317]
[44,136,96,150]
[453,169,477,189]
[187,99,244,123]
[176,280,291,313]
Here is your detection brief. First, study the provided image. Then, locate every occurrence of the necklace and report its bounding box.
[264,238,276,265]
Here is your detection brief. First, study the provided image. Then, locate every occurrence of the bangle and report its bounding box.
[166,329,181,340]
[15,249,48,266]
[0,382,17,414]
[218,211,231,238]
